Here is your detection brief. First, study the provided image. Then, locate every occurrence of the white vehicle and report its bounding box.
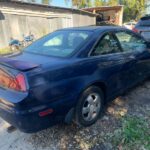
[133,16,150,41]
[123,21,137,30]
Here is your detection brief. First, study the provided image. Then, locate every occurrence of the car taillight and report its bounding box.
[132,28,139,33]
[0,70,27,92]
[15,73,27,92]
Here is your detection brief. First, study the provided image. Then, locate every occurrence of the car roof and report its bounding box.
[141,16,150,21]
[59,26,124,32]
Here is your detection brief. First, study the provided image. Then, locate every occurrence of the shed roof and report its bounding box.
[83,5,123,12]
[1,0,96,16]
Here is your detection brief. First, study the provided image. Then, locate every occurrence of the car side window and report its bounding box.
[91,33,121,56]
[115,31,147,52]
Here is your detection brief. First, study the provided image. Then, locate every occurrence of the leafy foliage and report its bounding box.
[24,0,52,5]
[107,0,118,6]
[111,116,150,150]
[65,0,92,8]
[42,0,49,4]
[120,0,146,22]
[94,0,107,6]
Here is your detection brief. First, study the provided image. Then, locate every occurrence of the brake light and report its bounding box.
[39,109,53,117]
[0,70,27,92]
[132,28,139,33]
[15,74,27,92]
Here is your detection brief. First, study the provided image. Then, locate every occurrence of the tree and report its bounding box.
[65,0,92,8]
[87,0,92,7]
[42,0,52,5]
[107,0,118,6]
[94,0,118,6]
[120,0,145,22]
[94,0,106,6]
[65,0,146,22]
[94,0,146,22]
[23,0,52,5]
[42,0,49,4]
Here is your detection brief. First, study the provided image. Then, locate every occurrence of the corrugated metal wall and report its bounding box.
[73,13,95,27]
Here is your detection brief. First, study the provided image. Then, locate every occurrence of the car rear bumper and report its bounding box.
[0,88,75,133]
[0,101,64,133]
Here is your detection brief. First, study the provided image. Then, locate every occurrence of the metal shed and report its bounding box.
[83,6,124,26]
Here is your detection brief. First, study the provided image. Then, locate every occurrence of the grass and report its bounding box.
[111,116,150,150]
[0,47,12,55]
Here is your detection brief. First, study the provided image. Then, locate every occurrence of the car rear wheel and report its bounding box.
[75,86,104,127]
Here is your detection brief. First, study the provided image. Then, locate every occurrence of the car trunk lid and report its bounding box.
[0,56,39,71]
[0,53,41,92]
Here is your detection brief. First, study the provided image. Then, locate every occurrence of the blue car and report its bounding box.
[0,26,150,133]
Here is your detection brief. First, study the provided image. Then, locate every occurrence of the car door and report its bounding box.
[89,32,126,98]
[114,30,150,89]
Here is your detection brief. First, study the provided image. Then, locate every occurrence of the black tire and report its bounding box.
[75,86,104,127]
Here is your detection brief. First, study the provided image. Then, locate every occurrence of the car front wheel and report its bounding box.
[75,86,104,127]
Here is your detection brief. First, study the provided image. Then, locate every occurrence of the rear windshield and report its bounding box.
[24,30,92,57]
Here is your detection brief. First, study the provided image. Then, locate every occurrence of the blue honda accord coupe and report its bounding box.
[0,26,150,133]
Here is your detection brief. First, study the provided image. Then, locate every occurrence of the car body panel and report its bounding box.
[0,55,39,71]
[136,26,150,41]
[0,26,150,132]
[134,16,150,41]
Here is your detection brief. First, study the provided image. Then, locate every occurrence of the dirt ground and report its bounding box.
[0,80,150,150]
